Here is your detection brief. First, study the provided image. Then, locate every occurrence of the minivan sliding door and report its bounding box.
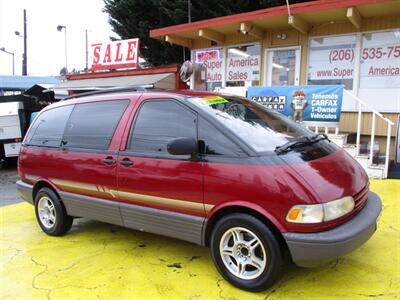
[57,100,130,226]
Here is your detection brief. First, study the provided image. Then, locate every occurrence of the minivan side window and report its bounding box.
[198,117,245,156]
[128,100,196,156]
[63,100,129,150]
[26,105,74,148]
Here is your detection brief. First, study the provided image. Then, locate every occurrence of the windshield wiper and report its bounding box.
[275,134,329,155]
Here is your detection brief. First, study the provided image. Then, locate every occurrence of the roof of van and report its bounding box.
[62,88,222,102]
[41,89,245,116]
[42,89,225,112]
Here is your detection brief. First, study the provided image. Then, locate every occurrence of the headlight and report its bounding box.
[286,196,354,223]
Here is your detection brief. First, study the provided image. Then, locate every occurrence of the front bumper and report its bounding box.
[16,180,34,205]
[283,192,382,267]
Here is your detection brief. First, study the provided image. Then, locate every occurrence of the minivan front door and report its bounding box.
[117,99,205,244]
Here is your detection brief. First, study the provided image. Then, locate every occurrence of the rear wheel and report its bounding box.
[210,213,284,291]
[34,187,73,236]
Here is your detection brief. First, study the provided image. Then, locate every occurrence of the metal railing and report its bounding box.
[312,126,339,135]
[344,89,395,178]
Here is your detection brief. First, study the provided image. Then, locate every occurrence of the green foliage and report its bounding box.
[103,0,310,66]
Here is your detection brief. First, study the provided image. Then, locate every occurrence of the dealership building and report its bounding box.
[150,0,400,177]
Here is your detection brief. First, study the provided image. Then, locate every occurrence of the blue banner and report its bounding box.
[247,85,343,126]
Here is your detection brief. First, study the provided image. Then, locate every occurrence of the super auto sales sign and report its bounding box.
[91,38,139,70]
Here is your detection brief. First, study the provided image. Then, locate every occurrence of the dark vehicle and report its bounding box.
[0,85,55,163]
[17,89,381,291]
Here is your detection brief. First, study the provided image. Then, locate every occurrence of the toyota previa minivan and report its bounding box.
[17,89,382,291]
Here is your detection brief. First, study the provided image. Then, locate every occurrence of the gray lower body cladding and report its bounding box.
[16,180,34,204]
[60,191,205,244]
[17,180,382,265]
[59,191,124,226]
[120,202,205,245]
[16,180,205,245]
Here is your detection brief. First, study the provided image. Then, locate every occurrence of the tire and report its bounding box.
[34,187,73,236]
[210,213,284,292]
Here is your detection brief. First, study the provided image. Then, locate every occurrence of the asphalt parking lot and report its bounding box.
[0,160,22,207]
[0,164,399,299]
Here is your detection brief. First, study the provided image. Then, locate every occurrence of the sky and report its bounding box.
[0,0,118,76]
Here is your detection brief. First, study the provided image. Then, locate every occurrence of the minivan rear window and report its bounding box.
[26,105,74,148]
[63,100,129,150]
[188,95,311,152]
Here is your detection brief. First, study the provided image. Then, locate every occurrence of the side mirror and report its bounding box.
[167,137,198,156]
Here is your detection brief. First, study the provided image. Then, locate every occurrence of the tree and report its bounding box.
[103,0,311,66]
[59,67,68,76]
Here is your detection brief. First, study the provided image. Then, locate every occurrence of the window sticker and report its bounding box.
[196,96,229,106]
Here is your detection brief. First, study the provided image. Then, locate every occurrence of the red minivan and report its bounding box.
[17,89,381,291]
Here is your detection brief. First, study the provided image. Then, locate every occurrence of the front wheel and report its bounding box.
[210,213,284,291]
[34,187,73,236]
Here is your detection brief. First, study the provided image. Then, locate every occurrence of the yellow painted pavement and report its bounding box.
[1,180,399,299]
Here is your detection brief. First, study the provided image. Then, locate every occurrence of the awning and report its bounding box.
[149,0,399,47]
[53,72,176,91]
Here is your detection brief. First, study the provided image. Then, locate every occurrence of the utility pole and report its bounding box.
[188,0,191,23]
[64,28,68,71]
[57,25,68,72]
[22,9,27,75]
[85,29,88,70]
[182,0,192,61]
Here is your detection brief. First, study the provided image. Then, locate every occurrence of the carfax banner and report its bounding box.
[247,85,343,126]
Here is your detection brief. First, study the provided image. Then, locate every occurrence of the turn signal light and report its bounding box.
[286,196,355,223]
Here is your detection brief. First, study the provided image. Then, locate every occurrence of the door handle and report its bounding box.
[103,156,116,165]
[119,158,134,166]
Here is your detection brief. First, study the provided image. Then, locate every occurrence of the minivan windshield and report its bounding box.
[188,95,313,152]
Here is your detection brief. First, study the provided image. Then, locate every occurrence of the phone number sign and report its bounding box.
[309,40,400,86]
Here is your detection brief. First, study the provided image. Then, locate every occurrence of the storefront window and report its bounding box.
[359,30,400,89]
[307,35,356,89]
[226,44,260,87]
[269,48,298,86]
[192,48,224,91]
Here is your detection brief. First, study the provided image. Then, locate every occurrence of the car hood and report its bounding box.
[283,149,368,203]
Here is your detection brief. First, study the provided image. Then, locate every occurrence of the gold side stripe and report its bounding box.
[50,178,213,214]
[52,179,118,199]
[118,190,213,214]
[204,204,214,213]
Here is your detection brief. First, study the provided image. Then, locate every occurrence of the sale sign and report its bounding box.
[194,49,220,63]
[359,31,400,88]
[203,59,224,82]
[308,36,357,81]
[226,55,260,82]
[91,38,139,70]
[248,85,344,126]
[308,47,355,80]
[193,48,224,83]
